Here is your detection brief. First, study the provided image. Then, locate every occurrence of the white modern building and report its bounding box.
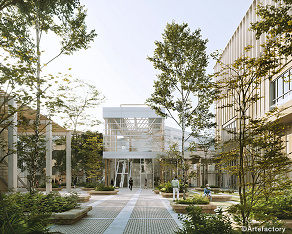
[102,104,217,188]
[103,105,165,188]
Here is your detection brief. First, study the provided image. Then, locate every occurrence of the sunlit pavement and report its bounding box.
[49,188,182,234]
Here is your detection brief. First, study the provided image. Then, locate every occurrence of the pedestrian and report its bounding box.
[204,184,212,201]
[149,179,152,189]
[171,176,180,201]
[129,177,133,190]
[58,179,62,188]
[144,178,147,189]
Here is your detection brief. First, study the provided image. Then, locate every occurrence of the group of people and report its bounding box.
[128,176,212,202]
[171,177,212,201]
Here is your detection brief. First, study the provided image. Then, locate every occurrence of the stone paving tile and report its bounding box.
[123,219,179,234]
[98,199,129,207]
[86,207,124,218]
[135,199,164,207]
[49,188,182,234]
[50,219,113,234]
[130,207,173,219]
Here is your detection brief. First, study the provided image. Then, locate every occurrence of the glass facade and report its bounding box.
[103,106,165,188]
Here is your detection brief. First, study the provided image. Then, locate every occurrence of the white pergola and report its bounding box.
[7,99,72,193]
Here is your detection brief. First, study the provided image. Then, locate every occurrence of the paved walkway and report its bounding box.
[49,188,182,234]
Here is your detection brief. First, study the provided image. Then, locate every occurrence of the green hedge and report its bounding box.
[176,194,209,205]
[95,183,115,191]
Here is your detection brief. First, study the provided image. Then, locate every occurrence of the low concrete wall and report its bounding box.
[195,188,220,192]
[81,187,94,191]
[35,188,63,191]
[50,206,92,225]
[170,202,217,214]
[87,190,119,195]
[211,195,232,202]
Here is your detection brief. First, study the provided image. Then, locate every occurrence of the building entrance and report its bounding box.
[113,158,154,188]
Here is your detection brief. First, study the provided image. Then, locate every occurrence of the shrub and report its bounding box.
[85,183,96,188]
[176,206,237,234]
[77,182,86,187]
[95,183,114,191]
[253,194,292,219]
[159,181,188,193]
[200,185,219,188]
[40,183,58,188]
[176,195,209,205]
[0,191,79,233]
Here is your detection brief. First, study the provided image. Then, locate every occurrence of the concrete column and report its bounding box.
[66,131,71,192]
[46,121,52,193]
[8,98,17,192]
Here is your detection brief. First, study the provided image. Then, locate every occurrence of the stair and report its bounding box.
[1,158,29,191]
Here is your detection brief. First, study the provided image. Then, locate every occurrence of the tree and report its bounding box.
[49,78,104,133]
[147,21,214,199]
[48,78,104,179]
[213,46,291,225]
[250,0,292,58]
[191,130,215,186]
[158,142,182,184]
[17,135,46,193]
[53,131,103,182]
[0,1,96,192]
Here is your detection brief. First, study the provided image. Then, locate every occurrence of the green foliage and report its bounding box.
[176,206,237,234]
[95,184,114,191]
[85,183,96,188]
[0,191,79,233]
[17,135,46,192]
[40,183,58,188]
[250,0,292,58]
[53,131,104,181]
[159,181,173,193]
[253,192,292,219]
[176,195,209,205]
[159,181,187,193]
[49,79,104,131]
[4,192,79,214]
[147,21,215,199]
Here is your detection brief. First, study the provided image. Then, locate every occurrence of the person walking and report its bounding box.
[129,177,133,190]
[144,178,147,189]
[171,176,180,201]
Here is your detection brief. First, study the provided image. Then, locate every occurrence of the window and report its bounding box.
[271,68,292,106]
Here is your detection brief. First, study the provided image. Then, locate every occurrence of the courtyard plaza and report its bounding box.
[47,187,240,234]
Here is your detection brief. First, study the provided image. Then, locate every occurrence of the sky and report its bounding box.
[42,0,254,132]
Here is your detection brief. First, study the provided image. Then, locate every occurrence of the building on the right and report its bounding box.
[214,0,292,189]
